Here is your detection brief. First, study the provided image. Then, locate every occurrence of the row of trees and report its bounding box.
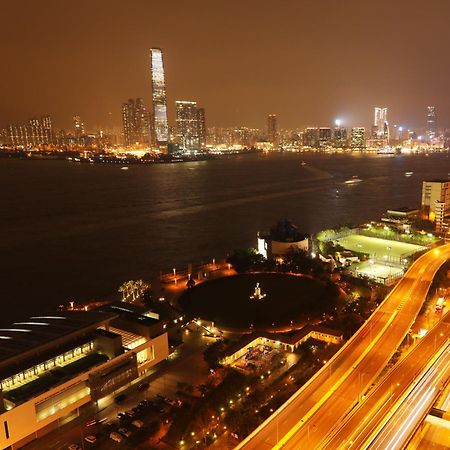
[118,279,150,302]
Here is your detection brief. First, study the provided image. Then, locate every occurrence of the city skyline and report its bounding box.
[1,0,449,131]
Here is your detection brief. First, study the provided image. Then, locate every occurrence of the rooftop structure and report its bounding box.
[0,305,169,449]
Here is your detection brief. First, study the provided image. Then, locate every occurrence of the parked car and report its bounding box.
[137,381,149,391]
[109,431,123,443]
[119,427,132,438]
[132,420,144,428]
[84,435,97,444]
[68,445,82,450]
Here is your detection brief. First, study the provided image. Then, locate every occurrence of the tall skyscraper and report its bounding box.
[122,98,150,146]
[350,127,365,148]
[267,114,278,147]
[197,107,207,148]
[150,48,169,148]
[426,106,437,141]
[373,107,389,141]
[175,101,200,151]
[73,115,85,140]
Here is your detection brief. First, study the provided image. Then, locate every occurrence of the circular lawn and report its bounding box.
[179,273,338,330]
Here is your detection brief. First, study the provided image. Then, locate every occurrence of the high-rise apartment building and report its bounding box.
[319,127,332,148]
[350,127,365,148]
[426,106,437,141]
[333,127,347,148]
[175,101,200,151]
[122,98,150,146]
[150,48,169,148]
[267,114,278,147]
[421,180,450,232]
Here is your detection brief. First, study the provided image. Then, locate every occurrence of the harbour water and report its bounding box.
[0,152,448,325]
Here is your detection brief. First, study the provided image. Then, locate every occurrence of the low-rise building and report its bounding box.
[0,305,169,449]
[258,220,309,259]
[221,325,343,366]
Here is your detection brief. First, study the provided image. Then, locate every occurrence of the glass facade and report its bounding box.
[150,48,169,145]
[0,341,94,391]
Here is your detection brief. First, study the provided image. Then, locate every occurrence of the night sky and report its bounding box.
[1,0,449,131]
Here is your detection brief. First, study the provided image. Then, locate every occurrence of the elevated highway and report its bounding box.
[236,245,450,450]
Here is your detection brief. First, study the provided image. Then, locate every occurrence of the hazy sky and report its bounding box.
[1,0,449,131]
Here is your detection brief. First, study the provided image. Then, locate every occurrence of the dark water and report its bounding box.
[1,152,449,325]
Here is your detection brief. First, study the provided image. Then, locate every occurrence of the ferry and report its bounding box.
[120,166,129,171]
[405,171,413,177]
[300,161,307,166]
[344,176,363,185]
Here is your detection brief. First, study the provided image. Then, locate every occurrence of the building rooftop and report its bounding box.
[0,310,117,377]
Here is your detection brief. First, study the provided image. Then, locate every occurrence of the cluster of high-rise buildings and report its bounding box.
[120,48,207,153]
[0,46,446,153]
[266,106,444,151]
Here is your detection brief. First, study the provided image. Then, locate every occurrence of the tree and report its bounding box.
[227,248,265,272]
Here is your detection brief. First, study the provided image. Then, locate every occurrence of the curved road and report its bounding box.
[236,244,450,450]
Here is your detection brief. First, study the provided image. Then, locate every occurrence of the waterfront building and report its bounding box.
[122,98,151,146]
[0,304,169,449]
[7,116,54,147]
[421,180,450,232]
[258,219,309,259]
[175,101,200,151]
[149,48,169,149]
[350,127,366,149]
[267,114,278,147]
[319,127,332,148]
[426,106,437,141]
[333,126,347,148]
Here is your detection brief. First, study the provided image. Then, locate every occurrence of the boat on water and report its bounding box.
[405,171,414,177]
[345,175,363,184]
[120,166,129,170]
[300,161,307,166]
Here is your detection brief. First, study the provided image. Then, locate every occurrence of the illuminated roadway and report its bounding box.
[236,244,450,450]
[364,340,450,449]
[320,310,450,449]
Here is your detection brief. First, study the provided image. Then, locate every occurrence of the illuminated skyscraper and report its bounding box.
[267,114,278,147]
[176,101,200,151]
[150,48,169,147]
[373,107,389,141]
[426,106,437,141]
[350,127,365,148]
